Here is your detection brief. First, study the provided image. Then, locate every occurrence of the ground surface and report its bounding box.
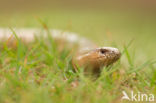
[0,10,156,103]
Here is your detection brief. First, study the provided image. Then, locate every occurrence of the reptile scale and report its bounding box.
[0,28,121,77]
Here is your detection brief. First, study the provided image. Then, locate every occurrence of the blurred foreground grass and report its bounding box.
[0,10,156,103]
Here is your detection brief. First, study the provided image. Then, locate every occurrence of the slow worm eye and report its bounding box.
[100,49,107,54]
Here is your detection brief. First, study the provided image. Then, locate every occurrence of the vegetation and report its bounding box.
[0,11,156,103]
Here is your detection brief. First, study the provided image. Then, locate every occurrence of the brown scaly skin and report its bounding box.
[72,47,121,77]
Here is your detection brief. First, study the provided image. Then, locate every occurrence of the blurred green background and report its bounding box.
[0,1,156,103]
[0,0,156,62]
